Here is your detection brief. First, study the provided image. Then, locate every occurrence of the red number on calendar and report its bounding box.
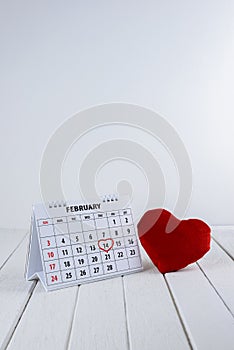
[49,263,55,270]
[48,252,54,258]
[47,240,51,246]
[51,275,58,282]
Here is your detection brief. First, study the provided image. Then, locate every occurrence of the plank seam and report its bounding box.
[211,226,234,230]
[163,275,194,350]
[211,237,234,261]
[122,276,131,350]
[196,262,234,318]
[66,286,80,350]
[3,280,37,350]
[0,232,29,271]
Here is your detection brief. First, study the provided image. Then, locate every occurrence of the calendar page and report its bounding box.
[26,195,143,291]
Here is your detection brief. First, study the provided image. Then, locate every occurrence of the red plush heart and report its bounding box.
[137,209,211,273]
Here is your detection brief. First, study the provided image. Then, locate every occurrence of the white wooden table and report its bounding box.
[0,226,233,350]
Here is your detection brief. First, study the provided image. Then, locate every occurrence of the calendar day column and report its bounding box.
[120,209,142,270]
[95,212,117,275]
[53,216,77,283]
[38,218,62,285]
[68,214,91,280]
[107,210,129,272]
[80,213,101,279]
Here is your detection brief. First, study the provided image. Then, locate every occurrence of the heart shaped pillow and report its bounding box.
[137,209,211,273]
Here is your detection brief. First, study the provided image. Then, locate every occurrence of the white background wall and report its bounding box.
[0,0,233,229]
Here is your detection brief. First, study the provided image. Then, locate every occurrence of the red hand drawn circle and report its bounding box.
[98,238,114,253]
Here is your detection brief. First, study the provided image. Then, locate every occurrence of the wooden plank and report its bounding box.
[7,283,78,350]
[68,277,129,350]
[0,228,27,269]
[0,235,35,350]
[198,239,234,315]
[212,226,234,259]
[166,263,234,350]
[123,250,190,350]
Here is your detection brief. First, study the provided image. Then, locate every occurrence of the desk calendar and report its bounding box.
[26,195,143,291]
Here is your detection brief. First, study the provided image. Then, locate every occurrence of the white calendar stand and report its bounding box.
[25,195,143,291]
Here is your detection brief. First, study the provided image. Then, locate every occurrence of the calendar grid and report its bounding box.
[35,202,143,290]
